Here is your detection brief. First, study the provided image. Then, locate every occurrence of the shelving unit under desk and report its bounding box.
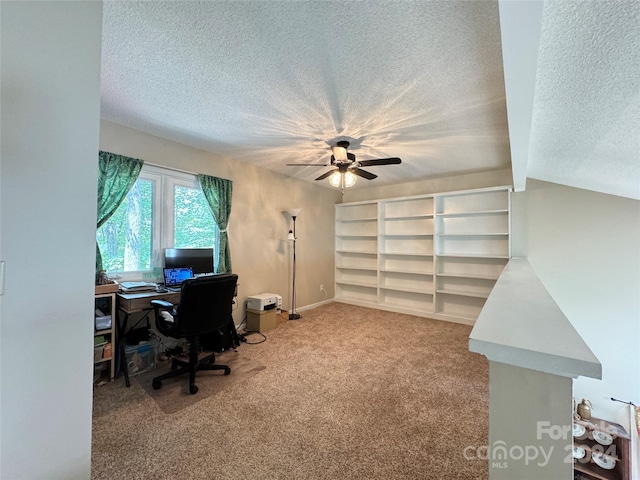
[116,290,181,387]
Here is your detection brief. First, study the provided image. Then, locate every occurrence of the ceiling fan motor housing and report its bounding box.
[330,152,356,165]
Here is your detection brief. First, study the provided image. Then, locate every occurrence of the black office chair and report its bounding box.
[150,273,238,394]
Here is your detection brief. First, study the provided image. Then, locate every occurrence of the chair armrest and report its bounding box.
[151,299,174,309]
[151,299,179,337]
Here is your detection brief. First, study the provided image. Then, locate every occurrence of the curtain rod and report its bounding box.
[145,161,198,177]
[145,161,231,182]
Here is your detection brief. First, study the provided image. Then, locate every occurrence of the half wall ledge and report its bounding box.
[469,257,601,380]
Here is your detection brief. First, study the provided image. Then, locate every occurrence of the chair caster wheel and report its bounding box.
[189,384,199,395]
[152,380,162,390]
[224,367,231,375]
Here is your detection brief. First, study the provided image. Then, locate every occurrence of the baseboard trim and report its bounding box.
[246,299,335,323]
[296,298,335,313]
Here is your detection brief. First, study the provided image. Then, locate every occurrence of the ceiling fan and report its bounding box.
[287,140,401,191]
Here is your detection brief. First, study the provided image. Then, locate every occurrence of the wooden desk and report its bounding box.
[117,284,236,313]
[118,290,181,314]
[116,282,239,387]
[116,290,181,387]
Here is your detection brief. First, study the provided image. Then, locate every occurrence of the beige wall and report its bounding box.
[512,179,640,430]
[341,168,513,203]
[100,121,341,325]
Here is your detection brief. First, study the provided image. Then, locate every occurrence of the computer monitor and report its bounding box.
[164,248,214,275]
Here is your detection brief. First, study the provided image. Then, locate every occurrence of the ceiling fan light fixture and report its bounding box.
[288,140,400,189]
[328,171,342,188]
[344,171,357,187]
[328,170,357,189]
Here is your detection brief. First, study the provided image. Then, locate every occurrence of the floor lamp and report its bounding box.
[287,208,301,320]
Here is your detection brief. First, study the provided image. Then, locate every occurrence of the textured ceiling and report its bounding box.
[101,1,639,198]
[528,0,640,199]
[101,0,510,189]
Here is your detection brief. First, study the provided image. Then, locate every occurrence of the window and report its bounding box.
[97,165,217,279]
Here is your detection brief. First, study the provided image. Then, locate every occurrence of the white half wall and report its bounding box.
[512,179,640,429]
[1,2,103,478]
[488,362,573,479]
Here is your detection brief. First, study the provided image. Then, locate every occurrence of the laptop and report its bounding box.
[163,266,193,291]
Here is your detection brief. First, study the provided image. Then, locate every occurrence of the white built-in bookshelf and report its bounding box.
[335,186,511,325]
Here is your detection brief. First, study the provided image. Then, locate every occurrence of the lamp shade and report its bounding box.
[287,208,301,219]
[287,230,295,241]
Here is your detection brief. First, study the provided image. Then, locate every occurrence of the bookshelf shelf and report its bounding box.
[335,187,510,324]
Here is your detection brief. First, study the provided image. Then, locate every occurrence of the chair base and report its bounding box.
[152,348,230,395]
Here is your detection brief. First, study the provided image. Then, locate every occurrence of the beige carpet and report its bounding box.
[135,350,266,414]
[92,302,489,479]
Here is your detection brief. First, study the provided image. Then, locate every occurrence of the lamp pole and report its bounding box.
[288,209,301,320]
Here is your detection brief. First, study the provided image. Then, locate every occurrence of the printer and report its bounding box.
[247,293,282,312]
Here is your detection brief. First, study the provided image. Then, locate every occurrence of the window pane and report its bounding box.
[97,178,153,272]
[174,185,216,248]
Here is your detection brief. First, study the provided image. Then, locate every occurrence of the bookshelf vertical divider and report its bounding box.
[335,186,511,325]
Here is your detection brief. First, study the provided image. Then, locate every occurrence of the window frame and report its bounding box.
[99,164,217,281]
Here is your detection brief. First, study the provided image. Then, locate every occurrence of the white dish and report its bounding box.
[573,424,586,437]
[593,430,613,445]
[592,452,615,470]
[573,446,586,459]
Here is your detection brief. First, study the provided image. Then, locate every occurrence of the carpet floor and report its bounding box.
[91,302,489,479]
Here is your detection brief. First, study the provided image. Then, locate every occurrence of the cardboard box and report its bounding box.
[246,308,277,332]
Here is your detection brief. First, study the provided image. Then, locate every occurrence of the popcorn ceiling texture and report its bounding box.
[529,0,640,199]
[101,1,638,198]
[101,1,510,188]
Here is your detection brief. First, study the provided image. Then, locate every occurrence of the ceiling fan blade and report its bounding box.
[286,163,331,167]
[315,169,337,181]
[357,157,402,167]
[351,168,377,180]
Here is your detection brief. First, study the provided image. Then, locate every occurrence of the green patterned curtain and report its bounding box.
[197,174,233,273]
[96,151,144,271]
